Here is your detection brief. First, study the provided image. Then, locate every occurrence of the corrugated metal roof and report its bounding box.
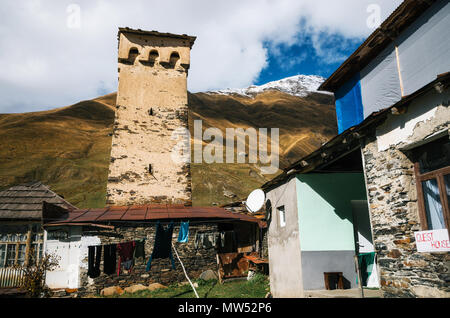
[0,182,77,220]
[43,204,267,228]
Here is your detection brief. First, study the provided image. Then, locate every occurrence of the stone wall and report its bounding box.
[106,30,194,206]
[77,223,218,296]
[361,95,450,298]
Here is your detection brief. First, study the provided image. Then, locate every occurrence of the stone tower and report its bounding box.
[106,28,196,206]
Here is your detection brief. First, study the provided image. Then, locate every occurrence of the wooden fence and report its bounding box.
[0,268,25,288]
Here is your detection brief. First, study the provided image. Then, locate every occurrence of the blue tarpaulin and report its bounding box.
[334,73,364,134]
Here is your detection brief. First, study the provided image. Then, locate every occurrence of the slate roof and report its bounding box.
[0,182,77,220]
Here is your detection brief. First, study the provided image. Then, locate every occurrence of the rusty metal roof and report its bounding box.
[43,204,266,228]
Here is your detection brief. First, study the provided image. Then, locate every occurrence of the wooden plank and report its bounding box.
[414,163,429,230]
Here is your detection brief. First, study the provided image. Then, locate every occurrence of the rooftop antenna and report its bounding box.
[245,189,266,214]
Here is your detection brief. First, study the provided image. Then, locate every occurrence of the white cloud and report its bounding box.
[0,0,402,113]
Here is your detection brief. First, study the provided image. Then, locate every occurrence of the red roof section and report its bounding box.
[44,204,266,228]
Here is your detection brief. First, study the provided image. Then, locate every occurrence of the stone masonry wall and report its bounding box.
[106,31,193,206]
[77,223,218,296]
[361,102,450,298]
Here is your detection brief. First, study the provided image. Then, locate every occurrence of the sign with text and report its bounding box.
[414,229,450,253]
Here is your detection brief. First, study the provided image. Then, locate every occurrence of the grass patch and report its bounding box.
[104,274,270,299]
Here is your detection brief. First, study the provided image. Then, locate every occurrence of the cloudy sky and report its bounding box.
[0,0,403,113]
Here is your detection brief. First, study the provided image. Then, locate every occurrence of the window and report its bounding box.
[0,224,44,267]
[278,206,286,228]
[5,245,16,267]
[413,136,450,231]
[17,244,26,266]
[169,52,180,68]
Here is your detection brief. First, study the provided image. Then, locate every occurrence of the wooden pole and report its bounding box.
[395,45,405,97]
[24,224,32,267]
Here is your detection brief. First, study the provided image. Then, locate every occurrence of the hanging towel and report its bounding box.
[88,245,102,279]
[103,244,117,275]
[146,222,175,271]
[117,241,136,275]
[195,232,220,249]
[177,221,189,243]
[134,239,146,260]
[194,232,204,250]
[357,252,376,286]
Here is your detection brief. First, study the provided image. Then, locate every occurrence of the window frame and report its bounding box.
[414,163,450,231]
[0,223,44,268]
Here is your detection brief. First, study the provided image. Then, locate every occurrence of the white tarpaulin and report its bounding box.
[360,42,402,119]
[397,0,450,96]
[359,0,449,119]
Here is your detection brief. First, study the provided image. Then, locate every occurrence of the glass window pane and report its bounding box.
[0,245,6,268]
[17,244,26,266]
[422,179,446,230]
[6,245,16,267]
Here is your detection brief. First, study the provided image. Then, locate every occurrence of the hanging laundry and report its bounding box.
[194,232,204,250]
[177,221,189,243]
[88,245,102,279]
[195,232,220,249]
[134,239,146,261]
[103,244,117,275]
[357,252,376,286]
[117,241,136,275]
[146,222,175,271]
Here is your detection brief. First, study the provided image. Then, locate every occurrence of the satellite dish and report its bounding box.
[245,189,266,213]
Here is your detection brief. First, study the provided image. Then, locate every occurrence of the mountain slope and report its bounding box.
[0,77,337,208]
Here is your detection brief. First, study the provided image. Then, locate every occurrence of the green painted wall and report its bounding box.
[296,173,367,252]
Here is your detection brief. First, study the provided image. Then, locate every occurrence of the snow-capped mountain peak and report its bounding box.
[207,75,331,98]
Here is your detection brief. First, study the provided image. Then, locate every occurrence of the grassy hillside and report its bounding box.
[0,91,336,208]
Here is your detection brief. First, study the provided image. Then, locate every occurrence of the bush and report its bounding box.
[15,251,60,298]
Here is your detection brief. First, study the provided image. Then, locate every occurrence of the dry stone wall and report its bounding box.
[77,223,218,296]
[361,102,449,298]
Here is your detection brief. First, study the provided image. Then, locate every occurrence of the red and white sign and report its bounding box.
[414,229,450,253]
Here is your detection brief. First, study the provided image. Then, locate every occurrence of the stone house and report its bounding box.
[0,182,76,287]
[262,0,449,298]
[42,203,265,294]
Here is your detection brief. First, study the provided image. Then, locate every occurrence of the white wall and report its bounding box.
[45,227,100,289]
[376,89,450,152]
[266,178,304,298]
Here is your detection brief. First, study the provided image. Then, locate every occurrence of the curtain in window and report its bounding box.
[422,179,445,230]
